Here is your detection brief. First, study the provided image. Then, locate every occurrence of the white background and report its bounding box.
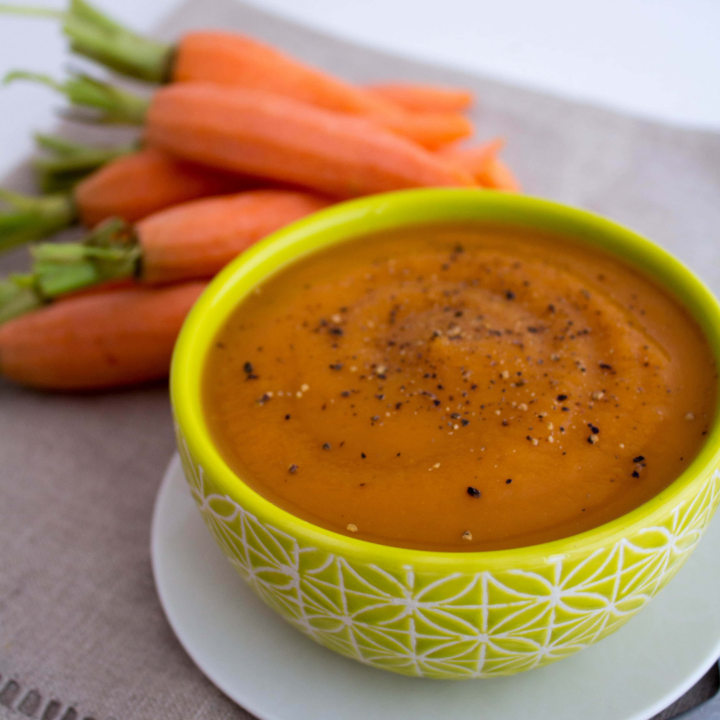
[0,0,718,177]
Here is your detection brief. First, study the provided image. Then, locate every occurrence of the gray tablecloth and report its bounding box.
[1,0,719,717]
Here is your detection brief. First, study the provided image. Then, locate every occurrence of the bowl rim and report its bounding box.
[171,189,720,569]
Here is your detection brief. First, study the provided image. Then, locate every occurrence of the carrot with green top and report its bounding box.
[25,189,331,297]
[74,146,260,226]
[32,133,137,193]
[6,72,475,198]
[0,281,205,390]
[0,145,262,252]
[1,1,472,148]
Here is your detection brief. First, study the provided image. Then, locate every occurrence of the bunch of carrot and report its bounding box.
[0,0,521,392]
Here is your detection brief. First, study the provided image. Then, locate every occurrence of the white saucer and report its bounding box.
[151,454,720,720]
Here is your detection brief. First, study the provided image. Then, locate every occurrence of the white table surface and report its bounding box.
[0,0,718,178]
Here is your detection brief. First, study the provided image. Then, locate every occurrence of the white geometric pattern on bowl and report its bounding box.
[178,431,720,679]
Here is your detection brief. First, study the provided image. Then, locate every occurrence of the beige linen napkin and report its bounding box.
[1,0,719,717]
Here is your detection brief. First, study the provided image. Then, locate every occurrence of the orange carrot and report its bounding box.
[437,140,521,191]
[137,190,331,283]
[30,190,332,295]
[382,112,474,151]
[2,144,278,251]
[145,84,475,199]
[173,32,392,115]
[437,138,505,182]
[0,282,205,391]
[171,33,472,148]
[33,6,473,147]
[476,157,522,192]
[367,83,474,113]
[75,147,257,226]
[58,278,139,300]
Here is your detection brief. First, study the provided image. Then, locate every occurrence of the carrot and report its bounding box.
[145,84,475,199]
[173,32,396,118]
[171,32,472,149]
[10,70,473,173]
[0,146,264,253]
[5,3,473,149]
[58,277,138,299]
[29,189,331,296]
[0,282,205,391]
[137,190,331,283]
[437,139,521,191]
[75,147,257,226]
[366,83,474,114]
[381,112,473,151]
[476,157,522,192]
[437,138,505,182]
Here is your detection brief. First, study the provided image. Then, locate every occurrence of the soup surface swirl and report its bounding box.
[204,223,717,551]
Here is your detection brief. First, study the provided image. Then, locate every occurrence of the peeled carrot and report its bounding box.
[29,189,331,298]
[13,4,473,147]
[137,190,331,283]
[58,278,138,299]
[173,32,395,117]
[172,32,471,149]
[0,282,205,391]
[75,147,258,226]
[476,157,522,192]
[437,138,505,183]
[437,139,521,191]
[1,146,266,252]
[366,83,474,114]
[145,84,475,199]
[31,0,467,131]
[381,112,474,151]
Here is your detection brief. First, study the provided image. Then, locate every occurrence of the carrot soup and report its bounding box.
[203,223,717,551]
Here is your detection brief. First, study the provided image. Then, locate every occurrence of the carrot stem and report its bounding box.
[66,0,173,83]
[0,189,77,253]
[4,70,150,124]
[33,134,138,193]
[0,277,45,325]
[0,0,173,83]
[31,218,140,296]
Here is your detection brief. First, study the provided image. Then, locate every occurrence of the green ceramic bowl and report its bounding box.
[171,189,720,680]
